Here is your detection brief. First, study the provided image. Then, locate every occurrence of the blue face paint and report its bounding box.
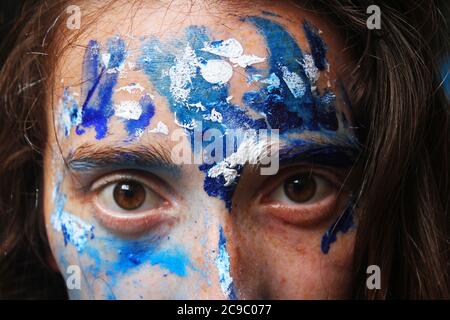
[321,200,355,254]
[50,175,95,252]
[139,17,355,212]
[244,16,339,132]
[60,88,81,136]
[124,94,156,137]
[279,139,359,168]
[216,226,237,299]
[76,37,127,139]
[303,20,328,71]
[139,26,266,210]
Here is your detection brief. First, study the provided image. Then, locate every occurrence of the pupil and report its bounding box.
[113,180,146,210]
[284,174,316,203]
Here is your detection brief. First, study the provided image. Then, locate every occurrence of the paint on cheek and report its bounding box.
[215,226,237,300]
[84,237,193,279]
[321,200,355,254]
[76,36,127,139]
[50,175,95,252]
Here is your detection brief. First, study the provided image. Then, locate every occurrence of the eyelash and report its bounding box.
[256,165,347,226]
[88,170,177,235]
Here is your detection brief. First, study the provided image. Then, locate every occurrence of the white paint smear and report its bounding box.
[201,38,243,58]
[148,121,169,135]
[230,54,266,68]
[115,83,145,94]
[101,53,111,67]
[281,66,306,98]
[203,108,223,123]
[51,211,94,253]
[200,60,233,84]
[189,102,207,111]
[216,230,234,298]
[208,135,271,186]
[261,73,281,89]
[300,54,319,84]
[169,45,198,102]
[114,100,143,120]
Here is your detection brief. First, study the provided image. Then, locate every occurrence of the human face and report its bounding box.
[43,0,359,299]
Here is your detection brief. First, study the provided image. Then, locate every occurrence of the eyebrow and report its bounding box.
[277,137,361,168]
[66,142,178,172]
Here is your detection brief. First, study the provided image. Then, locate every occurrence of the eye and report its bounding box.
[91,172,176,234]
[112,180,148,211]
[99,179,164,213]
[259,169,341,226]
[283,173,317,203]
[271,173,333,205]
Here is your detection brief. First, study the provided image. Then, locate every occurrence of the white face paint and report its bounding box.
[114,100,143,120]
[199,60,233,84]
[201,38,244,58]
[229,54,266,68]
[281,66,306,98]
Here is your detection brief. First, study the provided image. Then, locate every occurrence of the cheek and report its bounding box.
[231,207,355,299]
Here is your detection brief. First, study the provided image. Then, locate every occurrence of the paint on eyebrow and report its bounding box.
[303,20,328,71]
[139,18,352,211]
[216,226,237,300]
[279,139,360,168]
[321,199,355,254]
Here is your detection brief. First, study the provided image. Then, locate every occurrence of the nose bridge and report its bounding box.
[191,205,237,299]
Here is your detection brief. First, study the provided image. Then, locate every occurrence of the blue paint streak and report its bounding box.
[148,247,191,277]
[76,37,127,139]
[218,226,237,300]
[61,88,80,136]
[303,20,328,71]
[245,16,338,132]
[321,200,355,254]
[279,140,359,168]
[140,26,266,211]
[139,19,346,211]
[124,94,155,136]
[84,236,192,280]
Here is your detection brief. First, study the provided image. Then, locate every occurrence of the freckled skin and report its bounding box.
[44,0,356,299]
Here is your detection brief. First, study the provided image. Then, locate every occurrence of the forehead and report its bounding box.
[50,1,353,153]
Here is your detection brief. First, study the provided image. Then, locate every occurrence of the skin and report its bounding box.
[43,0,358,299]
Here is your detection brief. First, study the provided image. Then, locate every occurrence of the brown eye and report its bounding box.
[283,173,317,203]
[113,180,146,210]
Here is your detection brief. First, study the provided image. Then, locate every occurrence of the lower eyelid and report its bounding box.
[257,191,338,226]
[92,197,178,235]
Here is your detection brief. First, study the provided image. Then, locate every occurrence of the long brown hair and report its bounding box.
[0,0,449,299]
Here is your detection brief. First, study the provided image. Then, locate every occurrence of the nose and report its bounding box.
[176,201,237,300]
